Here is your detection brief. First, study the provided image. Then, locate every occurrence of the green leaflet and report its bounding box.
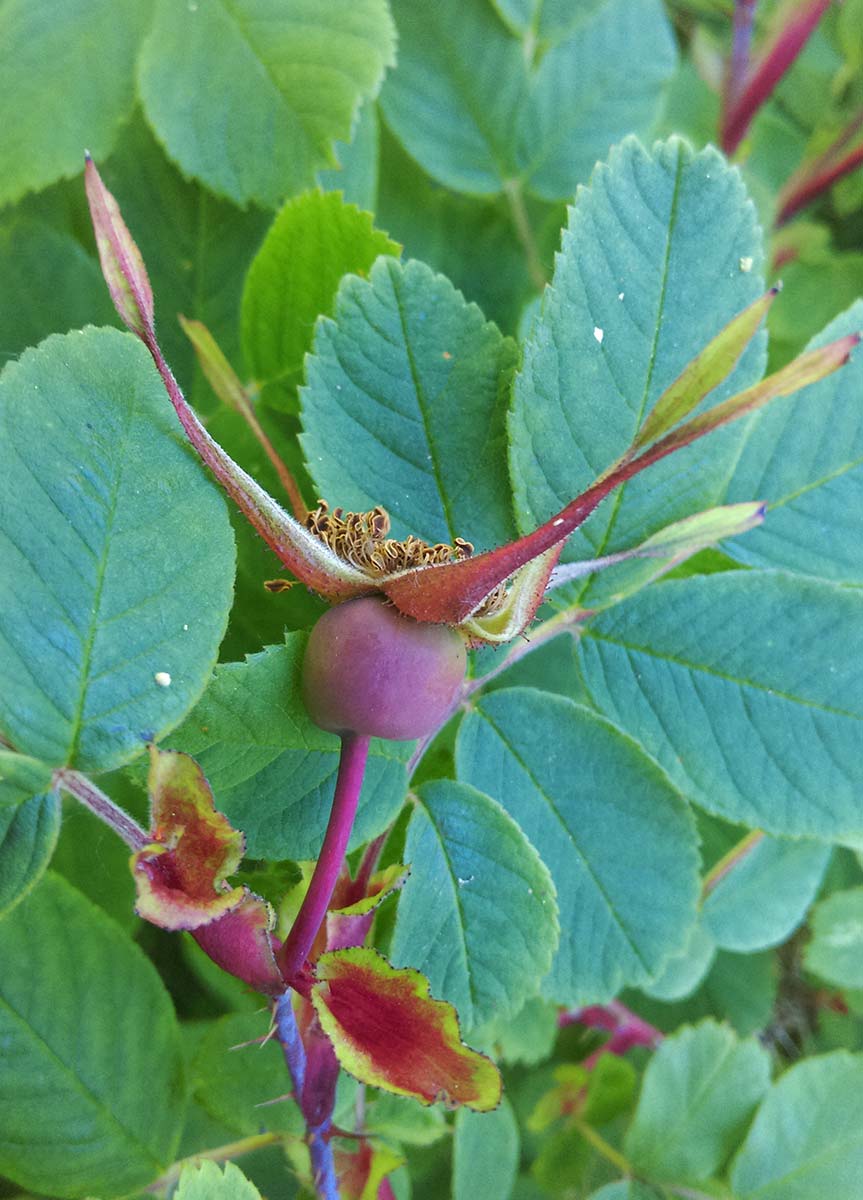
[242,190,400,411]
[176,1161,263,1200]
[300,257,519,550]
[731,1052,863,1199]
[317,97,381,212]
[455,688,700,1005]
[190,1012,304,1137]
[138,0,396,208]
[0,751,54,809]
[0,0,151,206]
[726,301,863,583]
[700,816,831,952]
[805,888,863,989]
[509,137,767,593]
[577,572,863,839]
[380,0,676,199]
[0,793,60,917]
[453,1099,520,1200]
[642,921,716,1002]
[624,1020,771,1184]
[0,328,235,773]
[390,779,559,1033]
[0,873,186,1197]
[162,636,408,860]
[490,0,606,42]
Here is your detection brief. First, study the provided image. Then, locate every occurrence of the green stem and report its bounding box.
[701,829,765,898]
[504,178,547,291]
[146,1132,282,1192]
[572,1117,632,1175]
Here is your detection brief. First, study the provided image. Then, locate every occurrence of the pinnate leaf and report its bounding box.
[0,792,61,917]
[577,571,863,838]
[301,256,518,551]
[380,0,676,199]
[139,0,396,208]
[391,779,559,1032]
[731,1052,863,1199]
[456,688,700,1005]
[624,1020,770,1183]
[0,328,235,773]
[242,190,400,410]
[311,947,502,1111]
[0,873,186,1197]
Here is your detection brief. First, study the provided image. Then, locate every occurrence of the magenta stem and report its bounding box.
[53,769,149,851]
[278,734,370,984]
[777,134,863,225]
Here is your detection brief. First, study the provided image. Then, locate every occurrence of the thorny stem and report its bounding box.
[278,733,371,983]
[53,769,148,851]
[146,1132,282,1192]
[701,828,765,897]
[504,178,547,291]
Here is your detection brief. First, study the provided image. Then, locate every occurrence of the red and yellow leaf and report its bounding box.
[132,746,245,930]
[311,948,502,1112]
[335,1140,404,1200]
[193,892,285,995]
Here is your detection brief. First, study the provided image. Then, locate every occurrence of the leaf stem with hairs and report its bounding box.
[53,769,148,851]
[277,734,370,984]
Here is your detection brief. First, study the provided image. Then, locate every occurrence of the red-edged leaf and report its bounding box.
[132,747,245,930]
[722,0,833,154]
[311,948,502,1112]
[326,863,410,953]
[193,892,285,995]
[335,1141,404,1200]
[84,155,154,340]
[632,288,779,451]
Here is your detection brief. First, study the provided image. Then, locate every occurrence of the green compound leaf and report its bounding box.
[726,301,863,583]
[576,572,863,839]
[176,1161,263,1200]
[138,0,396,208]
[0,328,235,773]
[624,1020,770,1185]
[731,1052,863,1200]
[380,0,676,200]
[0,0,151,206]
[301,256,519,550]
[805,888,863,989]
[163,635,408,860]
[242,190,400,410]
[390,779,559,1033]
[0,793,61,917]
[510,137,766,595]
[701,819,831,953]
[0,873,186,1197]
[455,688,700,1005]
[453,1099,520,1200]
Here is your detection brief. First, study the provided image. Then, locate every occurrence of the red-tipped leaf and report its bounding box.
[311,947,502,1111]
